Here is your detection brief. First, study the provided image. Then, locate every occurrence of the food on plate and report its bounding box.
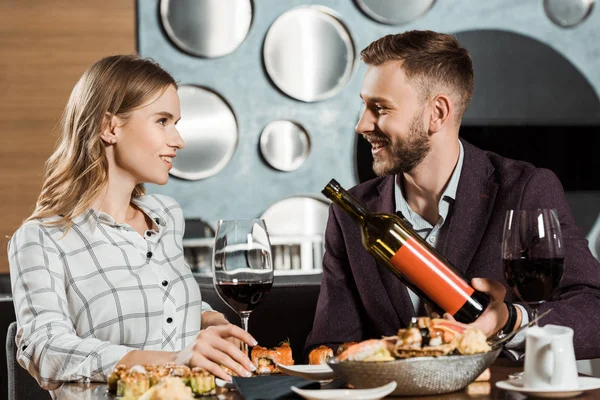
[466,381,491,396]
[251,342,295,374]
[336,341,358,356]
[474,368,491,382]
[107,363,215,398]
[308,345,334,365]
[107,364,128,393]
[337,339,395,362]
[393,317,463,358]
[190,367,216,396]
[138,377,194,400]
[338,317,491,362]
[117,370,150,398]
[456,327,492,355]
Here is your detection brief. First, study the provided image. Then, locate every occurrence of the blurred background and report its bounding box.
[1,0,599,279]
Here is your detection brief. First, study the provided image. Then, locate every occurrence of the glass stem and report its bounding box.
[240,312,251,356]
[531,306,540,326]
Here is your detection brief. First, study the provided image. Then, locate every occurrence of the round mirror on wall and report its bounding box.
[160,0,253,58]
[355,0,436,25]
[263,6,356,102]
[543,0,594,28]
[170,86,238,181]
[259,120,311,172]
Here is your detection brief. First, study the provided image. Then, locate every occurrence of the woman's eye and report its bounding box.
[157,118,167,126]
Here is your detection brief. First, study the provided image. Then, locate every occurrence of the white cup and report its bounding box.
[524,325,579,390]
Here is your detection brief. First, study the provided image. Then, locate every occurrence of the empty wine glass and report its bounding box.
[502,209,565,325]
[213,219,274,354]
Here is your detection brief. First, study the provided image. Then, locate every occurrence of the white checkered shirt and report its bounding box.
[9,194,210,390]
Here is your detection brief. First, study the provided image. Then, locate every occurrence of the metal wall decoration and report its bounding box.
[543,0,594,28]
[263,6,356,102]
[259,120,311,172]
[355,0,436,25]
[138,0,600,268]
[160,0,253,58]
[170,86,238,181]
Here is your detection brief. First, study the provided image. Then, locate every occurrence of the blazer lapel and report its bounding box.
[364,176,415,328]
[442,140,498,274]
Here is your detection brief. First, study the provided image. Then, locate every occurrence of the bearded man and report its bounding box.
[305,30,600,360]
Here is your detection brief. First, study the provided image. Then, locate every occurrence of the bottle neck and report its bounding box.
[322,180,369,224]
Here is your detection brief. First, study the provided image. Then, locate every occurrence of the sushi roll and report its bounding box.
[189,367,216,396]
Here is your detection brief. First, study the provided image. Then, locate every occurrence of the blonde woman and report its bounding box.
[8,55,257,392]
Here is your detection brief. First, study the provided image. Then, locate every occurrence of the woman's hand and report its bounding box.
[201,311,229,329]
[176,323,257,382]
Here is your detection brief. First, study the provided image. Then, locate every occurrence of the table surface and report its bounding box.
[56,366,600,399]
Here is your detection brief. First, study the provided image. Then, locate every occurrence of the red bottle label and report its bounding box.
[389,236,474,315]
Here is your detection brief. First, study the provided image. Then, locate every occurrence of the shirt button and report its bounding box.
[429,236,437,243]
[146,252,153,258]
[162,280,168,287]
[166,317,173,324]
[146,231,152,237]
[22,345,27,351]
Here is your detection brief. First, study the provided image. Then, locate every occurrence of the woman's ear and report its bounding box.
[100,113,119,145]
[429,94,451,134]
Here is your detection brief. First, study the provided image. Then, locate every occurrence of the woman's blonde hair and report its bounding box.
[27,54,177,228]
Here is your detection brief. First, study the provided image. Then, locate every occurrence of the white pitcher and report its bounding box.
[524,325,579,390]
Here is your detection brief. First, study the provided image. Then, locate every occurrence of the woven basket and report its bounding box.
[327,347,501,396]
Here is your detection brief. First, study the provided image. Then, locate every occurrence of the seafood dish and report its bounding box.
[336,341,358,356]
[107,363,215,398]
[251,341,294,374]
[337,317,491,362]
[308,345,334,365]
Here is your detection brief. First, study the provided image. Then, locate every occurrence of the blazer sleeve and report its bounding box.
[8,223,133,390]
[304,206,365,358]
[520,168,600,359]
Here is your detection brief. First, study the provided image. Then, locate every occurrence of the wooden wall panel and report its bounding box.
[0,0,136,273]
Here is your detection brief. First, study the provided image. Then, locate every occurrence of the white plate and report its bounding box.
[278,364,336,381]
[291,381,397,400]
[496,376,600,398]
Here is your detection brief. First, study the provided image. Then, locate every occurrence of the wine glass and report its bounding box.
[213,219,274,353]
[502,209,565,324]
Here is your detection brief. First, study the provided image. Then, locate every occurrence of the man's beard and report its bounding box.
[372,110,431,176]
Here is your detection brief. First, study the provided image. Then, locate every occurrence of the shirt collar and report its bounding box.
[70,196,166,234]
[394,140,464,223]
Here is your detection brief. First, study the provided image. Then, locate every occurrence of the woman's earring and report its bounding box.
[110,139,116,144]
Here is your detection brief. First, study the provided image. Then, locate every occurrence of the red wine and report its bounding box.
[216,281,272,313]
[503,258,564,303]
[322,179,490,324]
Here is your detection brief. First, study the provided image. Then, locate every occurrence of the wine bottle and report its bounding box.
[322,179,490,324]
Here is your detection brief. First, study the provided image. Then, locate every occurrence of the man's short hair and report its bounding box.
[360,30,474,122]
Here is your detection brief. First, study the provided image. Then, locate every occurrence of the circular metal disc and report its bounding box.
[544,0,594,28]
[260,196,329,237]
[263,6,356,102]
[260,120,311,172]
[356,0,436,25]
[170,86,238,180]
[160,0,253,58]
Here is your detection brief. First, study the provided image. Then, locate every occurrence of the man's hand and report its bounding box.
[444,278,520,338]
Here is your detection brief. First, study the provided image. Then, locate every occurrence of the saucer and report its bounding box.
[496,376,600,398]
[278,364,336,381]
[291,381,397,400]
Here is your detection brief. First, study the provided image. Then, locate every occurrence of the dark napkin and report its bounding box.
[232,375,320,400]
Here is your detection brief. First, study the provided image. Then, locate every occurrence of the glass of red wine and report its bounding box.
[213,219,274,353]
[502,209,565,325]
